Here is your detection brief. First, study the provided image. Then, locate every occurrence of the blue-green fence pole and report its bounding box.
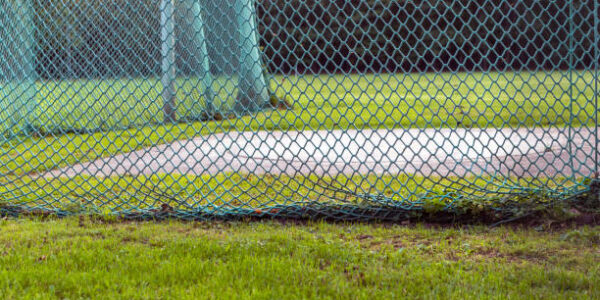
[188,0,215,115]
[0,0,36,139]
[234,0,268,114]
[161,0,176,123]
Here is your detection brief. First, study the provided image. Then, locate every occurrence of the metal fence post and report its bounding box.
[594,0,599,199]
[161,0,176,123]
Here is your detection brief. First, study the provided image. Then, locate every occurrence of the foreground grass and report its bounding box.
[1,70,597,175]
[0,218,597,299]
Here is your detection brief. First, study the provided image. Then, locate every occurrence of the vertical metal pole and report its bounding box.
[568,0,574,178]
[0,1,12,139]
[189,0,215,115]
[22,0,36,134]
[234,0,268,114]
[594,0,599,197]
[594,0,599,167]
[0,0,36,139]
[161,0,176,123]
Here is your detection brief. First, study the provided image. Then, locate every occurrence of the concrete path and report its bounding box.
[45,127,598,178]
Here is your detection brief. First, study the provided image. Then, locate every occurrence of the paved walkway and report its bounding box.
[45,127,598,178]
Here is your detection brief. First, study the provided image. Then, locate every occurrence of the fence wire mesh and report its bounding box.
[0,0,599,220]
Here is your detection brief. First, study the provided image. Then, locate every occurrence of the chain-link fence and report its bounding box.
[0,0,598,220]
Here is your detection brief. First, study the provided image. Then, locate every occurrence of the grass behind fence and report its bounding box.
[277,71,594,130]
[33,70,596,132]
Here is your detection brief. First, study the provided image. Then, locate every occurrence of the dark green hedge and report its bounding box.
[257,0,596,73]
[32,0,597,78]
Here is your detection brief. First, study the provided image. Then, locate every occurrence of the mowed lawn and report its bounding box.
[0,71,598,299]
[0,218,598,299]
[0,70,596,176]
[34,70,597,131]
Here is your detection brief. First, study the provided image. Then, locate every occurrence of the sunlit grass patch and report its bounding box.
[0,218,597,299]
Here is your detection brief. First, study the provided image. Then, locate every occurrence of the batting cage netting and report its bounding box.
[0,0,599,220]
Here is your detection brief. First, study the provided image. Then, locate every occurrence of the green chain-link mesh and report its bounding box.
[0,0,598,220]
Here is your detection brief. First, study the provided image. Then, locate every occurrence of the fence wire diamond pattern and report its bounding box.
[0,0,598,220]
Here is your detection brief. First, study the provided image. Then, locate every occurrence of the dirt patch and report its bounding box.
[467,248,551,263]
[343,265,367,285]
[3,194,600,230]
[356,235,373,241]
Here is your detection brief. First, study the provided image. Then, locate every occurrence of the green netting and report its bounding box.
[0,0,36,139]
[0,0,599,220]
